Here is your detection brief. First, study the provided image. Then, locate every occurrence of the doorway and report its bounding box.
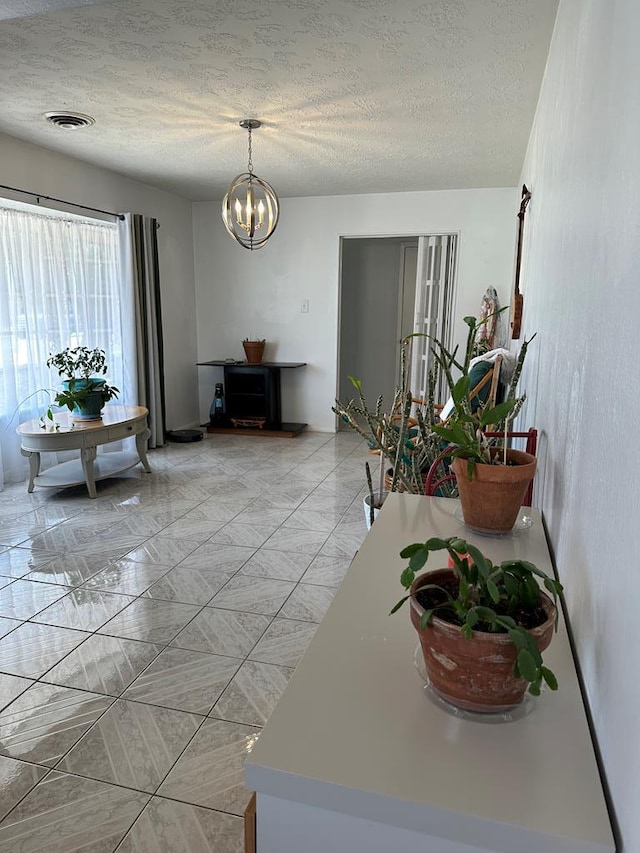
[337,234,458,414]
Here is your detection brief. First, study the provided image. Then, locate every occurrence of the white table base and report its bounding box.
[23,449,150,498]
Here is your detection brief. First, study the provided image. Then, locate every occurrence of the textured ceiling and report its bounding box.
[0,0,558,201]
[0,0,116,22]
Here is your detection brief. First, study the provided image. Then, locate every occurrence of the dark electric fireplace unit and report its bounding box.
[196,360,307,437]
[224,364,280,428]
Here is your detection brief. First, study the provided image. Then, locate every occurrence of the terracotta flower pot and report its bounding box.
[410,569,556,713]
[242,341,265,364]
[452,449,536,534]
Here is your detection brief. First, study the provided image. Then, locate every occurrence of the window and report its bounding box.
[0,203,132,486]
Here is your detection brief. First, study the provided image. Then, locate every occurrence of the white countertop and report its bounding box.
[245,494,615,853]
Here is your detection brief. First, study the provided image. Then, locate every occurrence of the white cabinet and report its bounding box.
[245,494,615,853]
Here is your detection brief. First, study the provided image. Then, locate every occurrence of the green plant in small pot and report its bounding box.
[391,536,563,713]
[47,346,119,421]
[429,317,537,533]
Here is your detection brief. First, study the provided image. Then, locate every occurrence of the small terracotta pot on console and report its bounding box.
[242,341,265,364]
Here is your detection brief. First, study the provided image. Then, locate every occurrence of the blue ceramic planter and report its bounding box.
[62,378,106,420]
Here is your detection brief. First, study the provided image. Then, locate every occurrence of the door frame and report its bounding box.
[336,231,460,428]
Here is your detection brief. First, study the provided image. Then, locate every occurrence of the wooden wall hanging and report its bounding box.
[510,184,531,339]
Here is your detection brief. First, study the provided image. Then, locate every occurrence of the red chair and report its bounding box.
[423,428,538,507]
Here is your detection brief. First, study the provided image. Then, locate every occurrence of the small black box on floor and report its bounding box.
[166,429,204,443]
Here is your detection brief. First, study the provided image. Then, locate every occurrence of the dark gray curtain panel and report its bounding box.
[127,213,166,448]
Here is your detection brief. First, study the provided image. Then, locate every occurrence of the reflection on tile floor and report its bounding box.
[157,718,260,814]
[0,621,90,679]
[0,769,149,851]
[122,647,240,714]
[117,796,244,853]
[0,681,113,766]
[59,698,201,792]
[0,430,368,851]
[0,754,49,822]
[0,578,70,620]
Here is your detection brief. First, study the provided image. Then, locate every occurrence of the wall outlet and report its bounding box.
[300,299,309,313]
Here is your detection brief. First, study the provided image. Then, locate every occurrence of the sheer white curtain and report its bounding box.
[0,205,136,487]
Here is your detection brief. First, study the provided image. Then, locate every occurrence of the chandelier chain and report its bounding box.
[247,126,253,175]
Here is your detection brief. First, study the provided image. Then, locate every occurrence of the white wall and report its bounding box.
[0,132,198,431]
[193,188,518,430]
[517,0,639,847]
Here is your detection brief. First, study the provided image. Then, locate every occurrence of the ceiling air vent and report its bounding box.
[43,111,95,130]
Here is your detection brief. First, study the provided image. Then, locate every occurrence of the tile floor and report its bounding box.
[0,430,371,852]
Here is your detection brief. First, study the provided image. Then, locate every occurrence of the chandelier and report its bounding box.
[221,119,279,250]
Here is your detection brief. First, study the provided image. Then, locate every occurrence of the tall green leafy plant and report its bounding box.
[427,316,535,474]
[47,346,119,412]
[47,346,110,380]
[333,312,534,495]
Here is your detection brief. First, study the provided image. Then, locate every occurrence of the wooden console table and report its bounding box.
[246,494,615,853]
[197,361,306,437]
[17,405,151,499]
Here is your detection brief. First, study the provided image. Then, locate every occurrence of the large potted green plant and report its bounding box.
[391,536,563,712]
[333,342,444,512]
[429,318,537,533]
[333,312,532,528]
[47,346,119,420]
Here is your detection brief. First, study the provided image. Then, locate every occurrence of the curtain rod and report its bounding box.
[0,183,125,220]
